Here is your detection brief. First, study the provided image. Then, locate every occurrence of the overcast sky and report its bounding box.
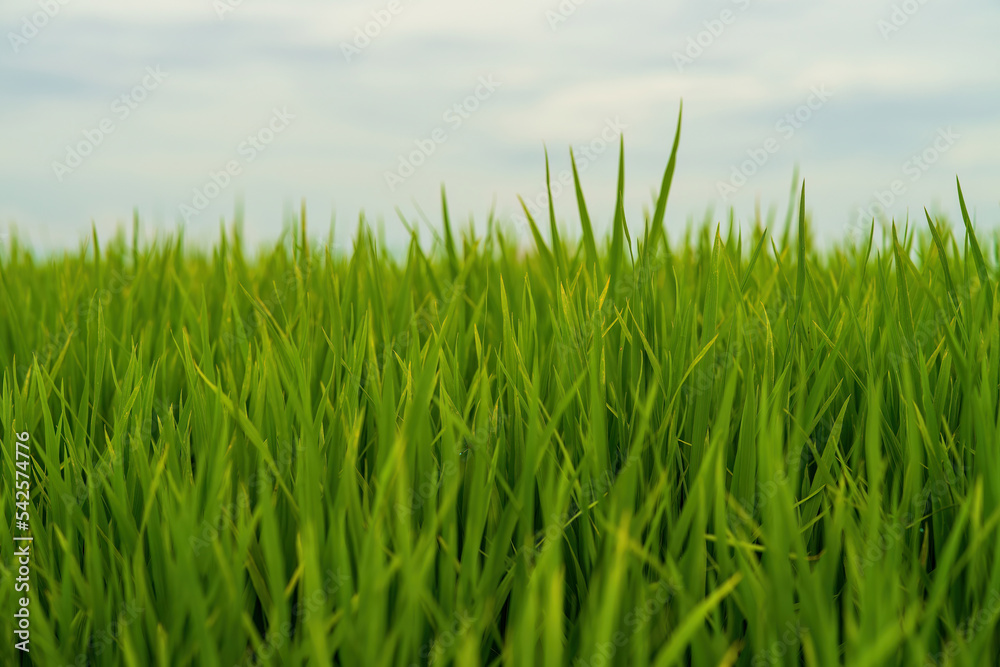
[2,0,999,250]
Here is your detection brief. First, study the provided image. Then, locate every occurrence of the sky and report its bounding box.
[1,0,999,251]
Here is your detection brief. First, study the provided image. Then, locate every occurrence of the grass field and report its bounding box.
[3,122,1000,666]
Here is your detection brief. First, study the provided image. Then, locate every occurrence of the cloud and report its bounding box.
[1,0,998,248]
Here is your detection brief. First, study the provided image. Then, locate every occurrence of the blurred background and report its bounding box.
[1,0,998,250]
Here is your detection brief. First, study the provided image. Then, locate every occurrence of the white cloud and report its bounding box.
[1,0,998,248]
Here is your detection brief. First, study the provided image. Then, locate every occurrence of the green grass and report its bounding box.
[3,121,1000,666]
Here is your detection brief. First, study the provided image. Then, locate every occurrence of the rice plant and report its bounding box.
[2,112,999,666]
